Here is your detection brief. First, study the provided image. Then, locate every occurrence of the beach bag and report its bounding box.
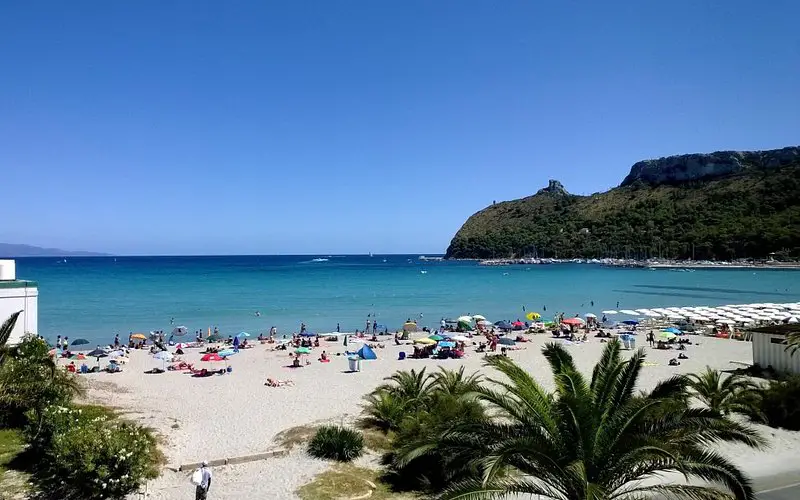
[191,468,203,486]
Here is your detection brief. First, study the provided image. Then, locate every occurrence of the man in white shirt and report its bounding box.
[195,460,212,500]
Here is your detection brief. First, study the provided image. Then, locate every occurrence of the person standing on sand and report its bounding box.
[194,460,212,500]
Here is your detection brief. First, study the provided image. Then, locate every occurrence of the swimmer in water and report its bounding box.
[255,311,261,317]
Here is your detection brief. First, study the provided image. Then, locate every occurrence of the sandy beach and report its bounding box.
[75,333,800,499]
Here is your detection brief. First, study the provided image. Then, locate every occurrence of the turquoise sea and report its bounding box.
[14,255,800,346]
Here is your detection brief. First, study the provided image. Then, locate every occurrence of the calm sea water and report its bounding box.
[14,255,800,345]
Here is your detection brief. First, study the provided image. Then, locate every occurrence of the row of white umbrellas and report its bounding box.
[600,302,800,325]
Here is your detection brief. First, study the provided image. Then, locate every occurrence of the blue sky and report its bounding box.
[2,1,798,255]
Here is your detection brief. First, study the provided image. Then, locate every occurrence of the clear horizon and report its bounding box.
[3,1,799,255]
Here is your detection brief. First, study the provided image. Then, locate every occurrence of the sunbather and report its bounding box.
[265,378,294,387]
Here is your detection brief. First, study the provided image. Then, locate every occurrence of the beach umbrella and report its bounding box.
[71,338,90,346]
[494,321,513,331]
[153,351,173,361]
[562,318,584,326]
[295,347,311,354]
[622,320,639,325]
[457,316,473,323]
[200,353,224,362]
[512,321,525,329]
[472,314,486,321]
[584,313,597,318]
[526,312,541,321]
[450,335,468,341]
[659,332,677,340]
[498,337,516,346]
[788,317,799,324]
[619,310,638,316]
[87,348,107,357]
[477,320,492,326]
[300,331,316,337]
[428,334,444,341]
[403,322,418,332]
[171,326,188,336]
[414,338,435,345]
[662,327,682,335]
[716,319,737,325]
[457,321,472,331]
[602,310,618,315]
[69,353,86,360]
[130,333,147,340]
[218,349,236,357]
[236,331,250,338]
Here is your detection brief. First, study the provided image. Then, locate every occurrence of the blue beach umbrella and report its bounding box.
[494,321,513,331]
[438,341,456,348]
[662,327,682,335]
[300,331,316,337]
[622,320,639,325]
[235,332,250,338]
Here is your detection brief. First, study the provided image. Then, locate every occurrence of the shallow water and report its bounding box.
[14,255,799,345]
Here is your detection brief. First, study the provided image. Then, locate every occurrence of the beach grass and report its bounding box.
[274,423,318,450]
[297,464,417,500]
[360,427,392,452]
[0,429,29,498]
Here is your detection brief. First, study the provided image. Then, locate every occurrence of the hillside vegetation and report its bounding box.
[445,147,800,260]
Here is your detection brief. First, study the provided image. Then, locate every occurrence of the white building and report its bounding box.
[0,260,39,344]
[751,327,800,375]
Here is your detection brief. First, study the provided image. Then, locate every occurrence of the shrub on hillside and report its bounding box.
[33,405,161,500]
[307,426,364,462]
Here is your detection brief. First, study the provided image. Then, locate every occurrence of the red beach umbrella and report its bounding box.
[201,353,224,362]
[562,318,585,326]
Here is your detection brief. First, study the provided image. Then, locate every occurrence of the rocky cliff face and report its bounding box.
[620,146,800,187]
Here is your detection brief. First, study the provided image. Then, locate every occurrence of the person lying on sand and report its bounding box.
[265,378,294,387]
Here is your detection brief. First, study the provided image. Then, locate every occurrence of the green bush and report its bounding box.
[380,393,486,492]
[753,376,800,431]
[32,405,161,499]
[307,426,364,462]
[0,334,82,429]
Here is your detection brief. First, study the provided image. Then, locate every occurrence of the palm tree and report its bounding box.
[375,367,433,405]
[431,366,483,397]
[362,390,408,431]
[786,330,800,356]
[396,340,764,500]
[0,311,22,365]
[687,367,763,419]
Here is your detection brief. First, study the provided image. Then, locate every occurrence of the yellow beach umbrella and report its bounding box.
[526,312,541,321]
[130,333,147,340]
[414,338,435,345]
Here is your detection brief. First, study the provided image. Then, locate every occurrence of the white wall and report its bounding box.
[752,332,800,375]
[0,285,38,345]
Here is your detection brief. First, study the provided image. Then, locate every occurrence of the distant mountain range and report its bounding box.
[0,243,109,257]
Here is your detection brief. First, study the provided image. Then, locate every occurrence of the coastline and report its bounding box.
[475,257,800,269]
